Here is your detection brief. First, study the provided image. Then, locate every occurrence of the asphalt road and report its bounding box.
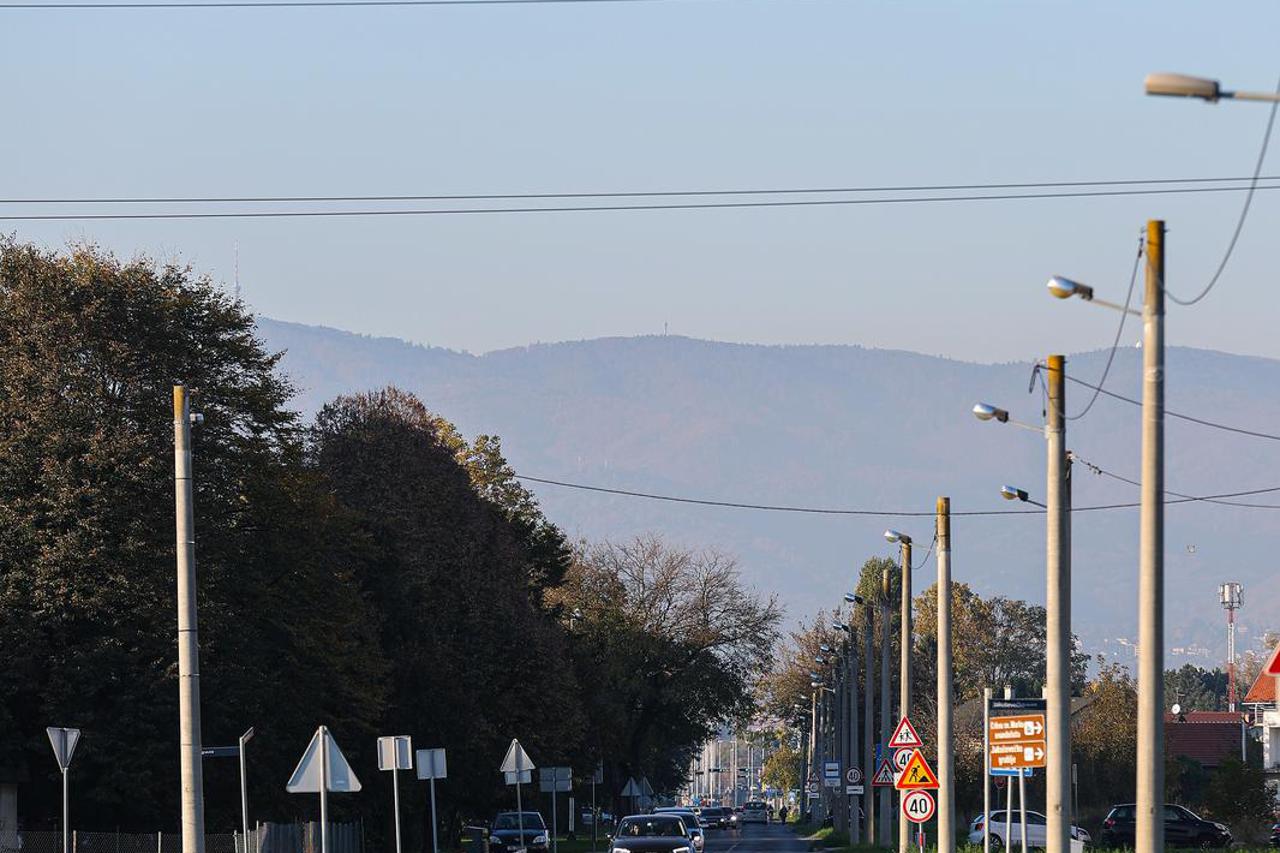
[702,824,806,853]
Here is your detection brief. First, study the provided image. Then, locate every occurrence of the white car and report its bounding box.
[739,802,769,825]
[968,810,1090,852]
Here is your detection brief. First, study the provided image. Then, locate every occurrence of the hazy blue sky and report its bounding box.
[4,0,1278,362]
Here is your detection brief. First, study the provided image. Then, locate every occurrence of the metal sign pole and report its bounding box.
[591,777,597,853]
[552,785,558,853]
[392,766,402,853]
[1003,781,1012,853]
[1018,772,1027,853]
[62,767,69,853]
[429,778,440,853]
[239,729,254,853]
[983,689,991,853]
[320,729,330,853]
[516,778,525,853]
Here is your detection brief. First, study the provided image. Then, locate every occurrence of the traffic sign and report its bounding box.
[990,742,1045,770]
[989,714,1045,745]
[621,777,642,797]
[989,697,1046,714]
[378,735,414,771]
[892,748,913,773]
[287,726,362,793]
[501,739,535,773]
[871,759,896,786]
[805,781,819,796]
[416,748,447,780]
[902,790,935,824]
[895,751,939,790]
[845,784,865,795]
[1264,642,1280,676]
[47,728,80,771]
[990,768,1033,778]
[540,767,572,793]
[888,716,924,749]
[823,761,841,779]
[504,770,532,785]
[823,777,841,788]
[846,767,863,785]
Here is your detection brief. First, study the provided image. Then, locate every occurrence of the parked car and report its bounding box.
[490,812,550,853]
[652,808,704,851]
[1099,804,1231,848]
[967,810,1090,850]
[1268,821,1279,847]
[608,815,695,853]
[740,801,769,825]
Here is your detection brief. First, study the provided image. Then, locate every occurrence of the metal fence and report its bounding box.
[4,824,362,853]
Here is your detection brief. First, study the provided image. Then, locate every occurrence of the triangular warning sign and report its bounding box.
[871,759,897,787]
[1265,642,1280,677]
[888,716,923,749]
[500,738,535,773]
[894,750,939,791]
[287,726,362,793]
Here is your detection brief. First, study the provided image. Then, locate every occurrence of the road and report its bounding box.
[703,823,807,853]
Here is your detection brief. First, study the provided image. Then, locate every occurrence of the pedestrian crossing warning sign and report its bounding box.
[871,759,897,787]
[894,750,939,791]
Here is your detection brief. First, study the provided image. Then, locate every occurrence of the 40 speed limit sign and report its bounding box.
[901,790,936,824]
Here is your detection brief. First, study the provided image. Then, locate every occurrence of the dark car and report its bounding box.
[490,812,550,853]
[1269,821,1279,847]
[698,807,733,830]
[608,815,694,853]
[1100,804,1231,848]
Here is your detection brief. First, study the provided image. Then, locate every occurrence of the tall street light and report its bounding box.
[884,529,912,853]
[876,554,893,847]
[935,498,955,853]
[836,593,866,844]
[1049,221,1163,853]
[973,357,1072,853]
[1144,72,1280,103]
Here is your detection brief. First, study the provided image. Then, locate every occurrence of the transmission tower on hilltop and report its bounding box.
[1219,582,1243,711]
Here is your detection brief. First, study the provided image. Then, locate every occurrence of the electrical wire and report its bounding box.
[1165,74,1280,306]
[909,534,937,570]
[4,174,1278,204]
[5,182,1280,222]
[1,0,704,7]
[514,474,1280,516]
[1065,233,1143,421]
[1072,454,1280,509]
[1061,375,1280,442]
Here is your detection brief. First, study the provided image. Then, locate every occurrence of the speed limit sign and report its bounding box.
[902,790,936,824]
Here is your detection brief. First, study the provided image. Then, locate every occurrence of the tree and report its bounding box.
[1164,664,1228,712]
[0,240,386,828]
[1072,660,1137,811]
[761,737,801,794]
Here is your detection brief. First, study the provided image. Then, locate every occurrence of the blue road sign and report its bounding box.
[989,768,1034,778]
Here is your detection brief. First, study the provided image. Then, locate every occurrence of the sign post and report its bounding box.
[591,763,603,853]
[287,726,362,853]
[502,740,536,853]
[47,727,80,853]
[377,736,414,853]
[540,768,572,853]
[417,748,448,853]
[987,697,1043,853]
[239,728,255,853]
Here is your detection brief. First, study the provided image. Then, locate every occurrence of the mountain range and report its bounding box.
[256,317,1280,668]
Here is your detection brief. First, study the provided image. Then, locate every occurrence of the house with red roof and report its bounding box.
[1164,710,1246,768]
[1242,648,1279,800]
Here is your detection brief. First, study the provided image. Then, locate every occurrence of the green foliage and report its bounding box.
[1205,758,1275,843]
[761,737,801,793]
[1164,664,1228,712]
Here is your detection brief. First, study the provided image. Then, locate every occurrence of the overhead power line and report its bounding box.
[514,474,1280,517]
[5,181,1280,222]
[1072,454,1280,509]
[1062,375,1280,442]
[4,174,1277,205]
[1,0,700,8]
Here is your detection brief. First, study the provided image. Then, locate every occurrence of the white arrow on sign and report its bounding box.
[1023,746,1045,762]
[287,726,362,793]
[47,727,80,771]
[500,739,535,773]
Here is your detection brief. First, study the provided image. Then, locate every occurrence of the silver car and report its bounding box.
[652,809,704,852]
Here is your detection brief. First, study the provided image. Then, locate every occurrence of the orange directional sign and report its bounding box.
[988,714,1045,745]
[989,742,1046,770]
[988,712,1046,769]
[894,750,939,790]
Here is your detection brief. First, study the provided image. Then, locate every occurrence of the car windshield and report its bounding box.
[495,814,545,830]
[618,817,687,838]
[744,803,765,811]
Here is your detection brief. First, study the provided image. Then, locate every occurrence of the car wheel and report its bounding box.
[990,835,1003,849]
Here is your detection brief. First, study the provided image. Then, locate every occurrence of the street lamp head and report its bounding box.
[810,680,824,689]
[972,402,1010,424]
[843,592,865,605]
[814,656,826,665]
[884,529,911,545]
[1145,72,1221,102]
[819,644,833,654]
[1047,276,1095,301]
[831,620,851,632]
[1000,485,1031,503]
[809,671,821,680]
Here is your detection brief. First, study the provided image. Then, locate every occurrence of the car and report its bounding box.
[1268,821,1279,847]
[651,808,704,851]
[697,807,733,830]
[490,812,550,853]
[608,815,696,853]
[740,801,769,825]
[1099,804,1231,848]
[967,810,1090,851]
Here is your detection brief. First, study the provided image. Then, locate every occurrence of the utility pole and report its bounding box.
[1136,220,1165,853]
[848,606,861,845]
[174,385,207,853]
[864,607,876,846]
[936,498,954,853]
[897,536,912,853]
[1045,354,1072,853]
[878,562,892,848]
[810,690,818,820]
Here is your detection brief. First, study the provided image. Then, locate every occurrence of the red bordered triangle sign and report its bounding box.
[894,750,940,791]
[871,759,897,787]
[888,716,923,749]
[1265,642,1280,676]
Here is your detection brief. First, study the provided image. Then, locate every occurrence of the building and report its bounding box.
[1242,661,1279,799]
[1164,710,1247,769]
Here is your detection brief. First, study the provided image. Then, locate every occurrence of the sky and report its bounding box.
[3,0,1280,364]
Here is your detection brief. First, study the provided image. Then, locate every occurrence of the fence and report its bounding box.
[4,824,362,853]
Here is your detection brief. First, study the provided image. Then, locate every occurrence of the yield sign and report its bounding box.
[895,750,939,791]
[871,759,897,787]
[888,716,923,749]
[500,739,535,773]
[287,726,362,793]
[47,727,81,771]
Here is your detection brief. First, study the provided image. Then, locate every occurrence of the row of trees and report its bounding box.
[0,241,782,845]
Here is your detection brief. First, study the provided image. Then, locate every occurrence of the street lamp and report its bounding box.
[1000,485,1046,508]
[1048,276,1139,315]
[1145,72,1280,103]
[883,529,913,853]
[973,402,1044,434]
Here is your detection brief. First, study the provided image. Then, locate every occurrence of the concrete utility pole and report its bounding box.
[810,690,818,818]
[936,498,954,853]
[174,385,207,853]
[848,607,861,844]
[1136,220,1166,853]
[864,608,876,846]
[878,563,892,847]
[895,535,912,853]
[1045,355,1072,853]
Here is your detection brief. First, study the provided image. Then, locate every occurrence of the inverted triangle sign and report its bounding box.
[888,716,923,749]
[871,759,897,786]
[287,726,362,793]
[895,750,939,791]
[500,738,535,773]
